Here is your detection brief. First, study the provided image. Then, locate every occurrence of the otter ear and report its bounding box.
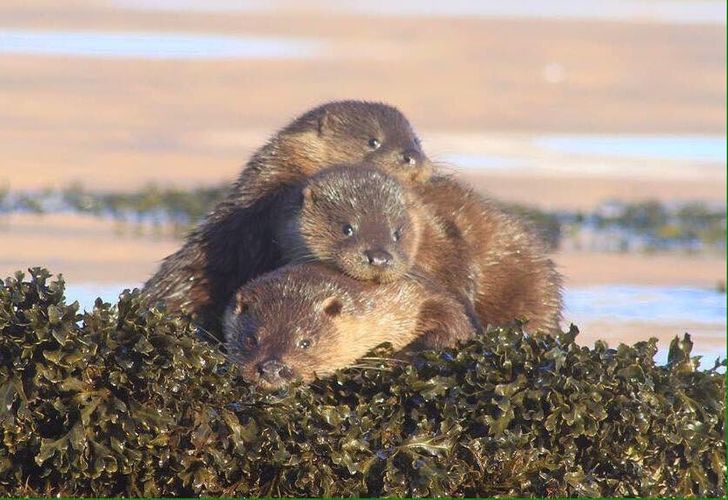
[317,110,333,136]
[233,289,249,316]
[322,297,343,317]
[301,185,314,204]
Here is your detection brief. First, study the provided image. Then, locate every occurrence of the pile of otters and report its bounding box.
[143,101,563,389]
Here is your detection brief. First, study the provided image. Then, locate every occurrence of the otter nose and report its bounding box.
[401,148,422,166]
[364,249,392,267]
[257,359,291,381]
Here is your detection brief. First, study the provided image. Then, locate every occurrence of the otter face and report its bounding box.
[288,166,421,283]
[224,277,350,390]
[287,101,432,183]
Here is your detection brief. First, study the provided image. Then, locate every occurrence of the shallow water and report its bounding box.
[563,285,726,367]
[536,135,727,163]
[0,30,323,60]
[65,283,726,368]
[443,134,727,172]
[112,0,727,25]
[564,285,726,325]
[330,0,727,25]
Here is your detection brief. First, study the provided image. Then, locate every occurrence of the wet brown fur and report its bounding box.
[142,101,431,331]
[274,164,481,346]
[224,263,477,389]
[413,175,563,333]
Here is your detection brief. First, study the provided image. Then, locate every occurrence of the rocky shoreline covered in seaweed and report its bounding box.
[0,268,724,497]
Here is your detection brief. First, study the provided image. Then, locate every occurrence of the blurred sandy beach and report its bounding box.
[0,0,725,359]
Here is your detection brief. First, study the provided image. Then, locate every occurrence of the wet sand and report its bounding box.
[0,0,725,194]
[0,213,177,284]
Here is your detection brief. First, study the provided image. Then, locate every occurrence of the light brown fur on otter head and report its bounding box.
[224,263,477,389]
[142,101,432,333]
[275,165,423,283]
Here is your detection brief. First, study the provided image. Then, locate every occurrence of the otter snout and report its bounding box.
[364,249,393,267]
[401,148,423,166]
[257,359,293,383]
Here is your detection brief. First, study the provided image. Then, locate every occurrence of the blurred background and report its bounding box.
[1,0,725,364]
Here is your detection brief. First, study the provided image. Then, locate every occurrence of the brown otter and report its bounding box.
[142,101,431,331]
[413,175,563,333]
[223,263,478,389]
[273,164,480,340]
[275,165,420,284]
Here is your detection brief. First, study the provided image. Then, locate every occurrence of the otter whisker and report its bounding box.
[358,356,409,365]
[346,364,394,372]
[196,327,223,347]
[288,254,321,265]
[404,268,440,289]
[193,324,237,364]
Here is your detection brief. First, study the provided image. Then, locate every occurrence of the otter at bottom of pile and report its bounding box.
[223,263,479,389]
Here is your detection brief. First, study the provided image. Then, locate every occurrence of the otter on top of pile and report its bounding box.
[143,101,431,331]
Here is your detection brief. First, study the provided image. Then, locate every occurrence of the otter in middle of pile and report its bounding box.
[274,165,478,317]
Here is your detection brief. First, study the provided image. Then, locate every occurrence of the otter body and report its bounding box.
[414,175,563,333]
[143,101,431,329]
[224,263,477,389]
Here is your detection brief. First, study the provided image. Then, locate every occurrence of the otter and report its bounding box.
[223,263,478,389]
[274,165,479,338]
[142,101,431,331]
[276,165,421,284]
[412,175,563,333]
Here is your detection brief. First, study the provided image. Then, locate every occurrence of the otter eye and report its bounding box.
[342,224,354,237]
[393,228,402,242]
[298,339,312,350]
[402,152,417,166]
[368,138,381,150]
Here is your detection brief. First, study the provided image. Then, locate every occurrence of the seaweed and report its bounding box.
[0,268,725,496]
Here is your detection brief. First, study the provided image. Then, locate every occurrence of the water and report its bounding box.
[564,285,726,325]
[65,283,136,309]
[339,0,728,25]
[564,285,726,368]
[112,0,727,25]
[536,135,727,163]
[64,283,725,368]
[0,30,323,60]
[443,134,727,172]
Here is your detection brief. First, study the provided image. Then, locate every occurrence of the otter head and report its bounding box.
[282,100,432,183]
[224,267,358,390]
[282,165,422,283]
